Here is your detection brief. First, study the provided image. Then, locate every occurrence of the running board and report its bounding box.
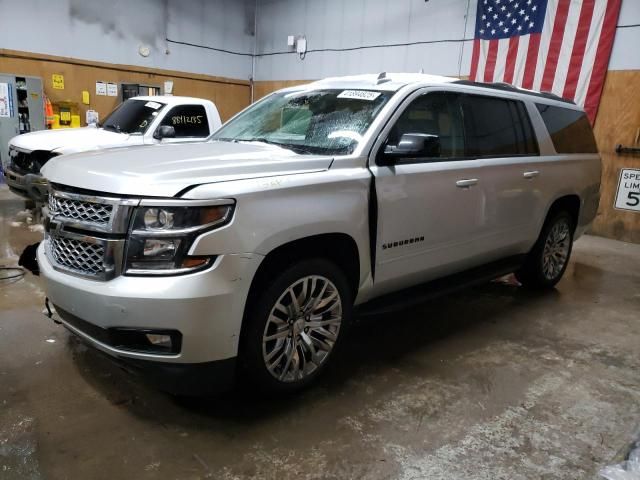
[355,255,526,317]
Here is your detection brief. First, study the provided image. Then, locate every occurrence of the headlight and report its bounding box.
[125,202,234,275]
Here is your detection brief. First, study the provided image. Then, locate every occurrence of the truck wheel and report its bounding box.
[516,211,574,289]
[240,258,352,394]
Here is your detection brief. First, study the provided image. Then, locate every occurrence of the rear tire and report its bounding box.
[239,258,352,395]
[516,211,574,289]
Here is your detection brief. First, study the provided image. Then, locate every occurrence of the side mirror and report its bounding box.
[154,125,176,140]
[382,133,441,163]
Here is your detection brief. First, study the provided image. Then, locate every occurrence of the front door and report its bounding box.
[0,75,19,172]
[369,90,490,295]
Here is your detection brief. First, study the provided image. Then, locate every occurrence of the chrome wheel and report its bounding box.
[542,219,571,280]
[262,275,342,383]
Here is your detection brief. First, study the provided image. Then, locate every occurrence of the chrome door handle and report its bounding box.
[456,178,478,188]
[523,170,540,179]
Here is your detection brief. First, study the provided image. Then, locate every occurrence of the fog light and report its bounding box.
[146,334,172,348]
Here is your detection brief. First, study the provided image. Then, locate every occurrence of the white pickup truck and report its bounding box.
[3,95,221,202]
[38,74,601,395]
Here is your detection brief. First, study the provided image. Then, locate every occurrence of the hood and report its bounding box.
[9,127,132,154]
[41,141,334,197]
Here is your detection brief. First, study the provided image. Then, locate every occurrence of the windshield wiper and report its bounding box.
[102,124,121,133]
[241,137,316,155]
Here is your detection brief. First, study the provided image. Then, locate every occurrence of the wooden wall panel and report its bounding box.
[0,49,251,123]
[591,70,640,243]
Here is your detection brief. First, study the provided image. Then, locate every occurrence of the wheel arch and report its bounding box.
[247,233,361,303]
[546,194,581,232]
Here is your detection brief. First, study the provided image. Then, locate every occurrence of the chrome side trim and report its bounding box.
[138,198,235,207]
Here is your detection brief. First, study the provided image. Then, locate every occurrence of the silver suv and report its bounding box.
[38,74,601,395]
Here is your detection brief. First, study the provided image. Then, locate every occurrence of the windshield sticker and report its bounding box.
[145,101,162,110]
[337,90,381,101]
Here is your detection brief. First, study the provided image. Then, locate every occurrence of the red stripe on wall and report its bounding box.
[503,36,520,84]
[469,39,481,81]
[540,0,571,92]
[584,0,622,123]
[483,40,499,82]
[522,33,541,89]
[563,0,595,100]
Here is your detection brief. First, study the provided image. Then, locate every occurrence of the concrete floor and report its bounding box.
[1,183,639,480]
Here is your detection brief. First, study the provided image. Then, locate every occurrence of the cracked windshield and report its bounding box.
[212,89,393,155]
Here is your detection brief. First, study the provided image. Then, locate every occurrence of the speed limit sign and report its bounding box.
[615,169,640,212]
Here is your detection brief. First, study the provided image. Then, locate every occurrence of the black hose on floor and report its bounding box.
[0,266,26,282]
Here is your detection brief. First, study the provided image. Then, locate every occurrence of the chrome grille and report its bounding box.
[48,237,105,277]
[49,195,113,226]
[45,186,138,280]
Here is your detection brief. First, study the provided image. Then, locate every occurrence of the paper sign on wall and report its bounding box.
[86,110,99,125]
[0,83,11,117]
[107,83,118,97]
[82,91,90,105]
[615,169,640,213]
[52,74,64,90]
[96,81,107,96]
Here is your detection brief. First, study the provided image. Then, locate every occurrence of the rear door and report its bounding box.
[369,89,491,294]
[460,94,541,255]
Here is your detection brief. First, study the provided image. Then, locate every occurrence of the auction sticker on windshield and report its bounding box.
[145,101,162,110]
[615,168,640,212]
[337,90,381,101]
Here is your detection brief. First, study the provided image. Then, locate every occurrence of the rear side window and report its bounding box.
[160,104,210,137]
[536,104,598,153]
[463,96,538,157]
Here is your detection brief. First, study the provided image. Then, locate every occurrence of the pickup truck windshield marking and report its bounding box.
[211,89,393,156]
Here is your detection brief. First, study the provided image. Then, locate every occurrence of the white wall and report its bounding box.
[608,0,640,70]
[254,0,640,82]
[254,0,477,81]
[0,0,256,80]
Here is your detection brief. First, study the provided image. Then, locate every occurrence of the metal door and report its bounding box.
[25,76,45,131]
[368,89,490,296]
[0,75,19,172]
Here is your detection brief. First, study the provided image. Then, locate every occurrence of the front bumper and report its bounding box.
[38,244,264,389]
[5,167,49,202]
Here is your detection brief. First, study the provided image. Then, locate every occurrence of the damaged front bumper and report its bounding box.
[5,167,49,203]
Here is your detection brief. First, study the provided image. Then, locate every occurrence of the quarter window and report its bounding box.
[386,93,465,160]
[463,96,538,157]
[160,105,210,137]
[535,104,598,154]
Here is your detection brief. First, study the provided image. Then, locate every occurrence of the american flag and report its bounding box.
[469,0,622,122]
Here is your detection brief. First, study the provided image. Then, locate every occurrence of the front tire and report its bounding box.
[516,211,574,289]
[240,258,352,394]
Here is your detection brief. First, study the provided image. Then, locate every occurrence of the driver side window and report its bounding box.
[387,92,465,160]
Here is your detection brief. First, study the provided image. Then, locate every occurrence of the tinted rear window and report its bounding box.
[463,96,538,157]
[536,104,598,153]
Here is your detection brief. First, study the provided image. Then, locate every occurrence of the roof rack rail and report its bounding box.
[452,80,576,105]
